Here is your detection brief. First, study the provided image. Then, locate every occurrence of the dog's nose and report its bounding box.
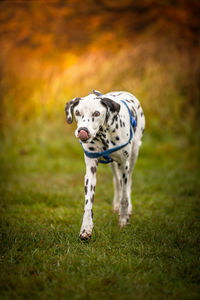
[78,127,89,141]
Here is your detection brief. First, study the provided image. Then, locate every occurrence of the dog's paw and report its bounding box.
[119,215,130,227]
[79,226,93,240]
[113,205,119,214]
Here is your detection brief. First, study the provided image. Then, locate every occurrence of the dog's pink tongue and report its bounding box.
[78,130,88,141]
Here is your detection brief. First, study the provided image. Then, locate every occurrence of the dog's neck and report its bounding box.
[83,112,130,153]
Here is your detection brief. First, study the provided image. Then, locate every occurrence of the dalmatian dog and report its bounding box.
[65,90,145,240]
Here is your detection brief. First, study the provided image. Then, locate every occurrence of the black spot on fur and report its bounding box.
[124,150,129,157]
[91,194,94,203]
[116,123,118,129]
[120,119,122,127]
[123,122,125,127]
[125,166,128,170]
[93,137,99,142]
[91,166,96,174]
[89,147,95,151]
[111,141,116,146]
[123,173,125,178]
[116,136,120,141]
[85,200,88,205]
[141,111,144,117]
[91,185,93,192]
[111,116,117,125]
[91,209,93,218]
[125,178,127,184]
[86,179,88,185]
[100,137,108,149]
[112,129,116,133]
[92,118,94,122]
[85,186,88,195]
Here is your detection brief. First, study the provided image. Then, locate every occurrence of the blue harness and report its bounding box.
[80,98,136,164]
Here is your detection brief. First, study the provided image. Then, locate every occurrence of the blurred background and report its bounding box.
[0,2,200,298]
[0,0,199,140]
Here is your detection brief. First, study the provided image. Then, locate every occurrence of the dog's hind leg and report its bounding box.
[117,157,131,227]
[127,143,140,216]
[110,162,121,213]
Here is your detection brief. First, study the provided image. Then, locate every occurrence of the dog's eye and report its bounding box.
[92,111,100,117]
[75,110,81,116]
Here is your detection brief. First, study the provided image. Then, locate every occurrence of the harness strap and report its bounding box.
[81,100,136,164]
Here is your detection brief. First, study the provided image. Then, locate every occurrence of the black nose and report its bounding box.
[78,127,89,134]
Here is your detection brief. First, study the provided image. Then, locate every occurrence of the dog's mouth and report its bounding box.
[78,129,89,142]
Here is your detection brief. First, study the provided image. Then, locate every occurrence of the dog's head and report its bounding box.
[65,93,120,143]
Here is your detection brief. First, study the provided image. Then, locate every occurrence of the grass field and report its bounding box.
[0,119,199,300]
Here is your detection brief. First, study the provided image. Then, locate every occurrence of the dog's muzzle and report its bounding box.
[78,127,89,141]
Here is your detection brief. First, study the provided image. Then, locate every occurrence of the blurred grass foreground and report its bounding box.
[0,1,200,300]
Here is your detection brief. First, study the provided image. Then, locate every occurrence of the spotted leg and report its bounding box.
[110,162,121,213]
[127,144,140,216]
[79,156,98,240]
[118,160,131,227]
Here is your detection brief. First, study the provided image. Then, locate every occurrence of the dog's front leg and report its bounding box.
[79,156,98,240]
[118,160,130,227]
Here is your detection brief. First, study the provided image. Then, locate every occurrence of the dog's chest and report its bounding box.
[83,91,144,155]
[85,110,130,153]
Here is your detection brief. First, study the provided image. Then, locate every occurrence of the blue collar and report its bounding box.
[81,100,136,164]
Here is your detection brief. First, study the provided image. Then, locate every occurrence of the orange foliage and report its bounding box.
[0,0,199,131]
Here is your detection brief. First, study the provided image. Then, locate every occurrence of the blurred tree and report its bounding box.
[0,0,199,131]
[0,0,199,57]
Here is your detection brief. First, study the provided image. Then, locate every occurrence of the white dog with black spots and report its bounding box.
[65,90,145,240]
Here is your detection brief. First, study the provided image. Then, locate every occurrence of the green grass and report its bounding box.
[0,119,199,300]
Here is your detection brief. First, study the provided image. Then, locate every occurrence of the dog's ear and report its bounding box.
[100,97,121,123]
[65,97,81,124]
